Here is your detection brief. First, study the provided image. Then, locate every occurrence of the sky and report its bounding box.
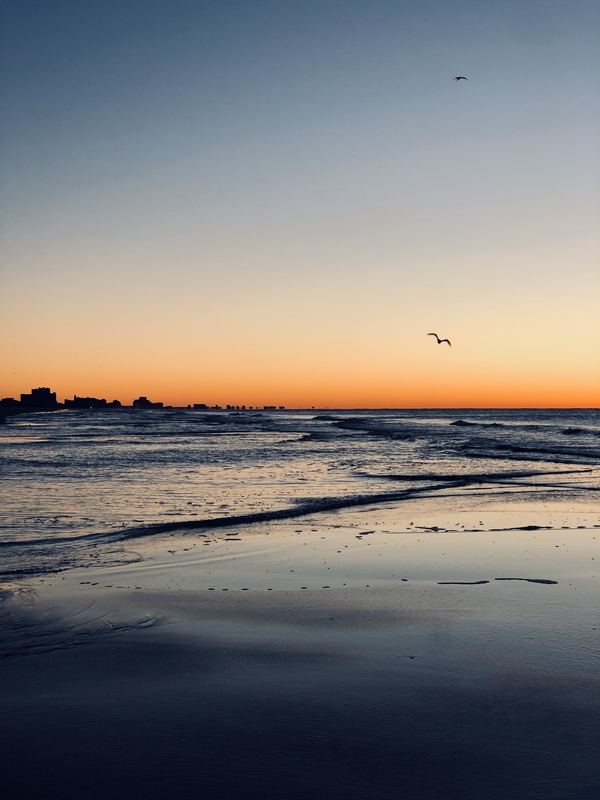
[1,0,599,408]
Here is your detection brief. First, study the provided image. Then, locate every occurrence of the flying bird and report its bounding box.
[453,76,468,81]
[428,333,451,347]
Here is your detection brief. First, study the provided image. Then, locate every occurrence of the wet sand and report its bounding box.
[1,508,599,799]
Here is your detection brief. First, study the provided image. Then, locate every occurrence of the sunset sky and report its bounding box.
[1,0,599,408]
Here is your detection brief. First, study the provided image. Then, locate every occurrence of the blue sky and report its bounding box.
[1,1,599,406]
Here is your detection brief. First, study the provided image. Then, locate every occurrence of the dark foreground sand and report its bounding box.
[1,516,599,800]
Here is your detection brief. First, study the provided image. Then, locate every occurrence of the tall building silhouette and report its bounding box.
[19,387,59,408]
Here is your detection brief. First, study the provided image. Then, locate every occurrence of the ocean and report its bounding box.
[1,407,598,581]
[2,407,599,800]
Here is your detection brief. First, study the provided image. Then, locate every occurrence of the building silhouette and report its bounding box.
[20,387,59,408]
[0,397,21,410]
[1,387,285,415]
[133,396,163,409]
[64,396,122,409]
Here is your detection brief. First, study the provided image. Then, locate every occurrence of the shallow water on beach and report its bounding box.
[1,407,598,578]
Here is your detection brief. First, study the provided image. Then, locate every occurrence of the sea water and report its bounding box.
[1,408,598,579]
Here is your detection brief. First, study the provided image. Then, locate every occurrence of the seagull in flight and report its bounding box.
[428,333,452,347]
[453,76,468,81]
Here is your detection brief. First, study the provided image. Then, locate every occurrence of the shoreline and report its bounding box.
[1,509,598,799]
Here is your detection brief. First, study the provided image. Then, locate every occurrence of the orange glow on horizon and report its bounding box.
[2,295,598,410]
[5,371,598,410]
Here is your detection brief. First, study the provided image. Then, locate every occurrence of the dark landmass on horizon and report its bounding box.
[0,386,287,416]
[1,387,596,420]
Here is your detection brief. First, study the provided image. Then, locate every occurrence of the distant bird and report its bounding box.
[453,76,468,81]
[428,333,451,347]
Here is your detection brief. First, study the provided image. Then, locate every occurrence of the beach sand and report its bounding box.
[1,501,599,799]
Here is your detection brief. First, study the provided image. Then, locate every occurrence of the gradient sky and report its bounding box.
[1,0,599,407]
